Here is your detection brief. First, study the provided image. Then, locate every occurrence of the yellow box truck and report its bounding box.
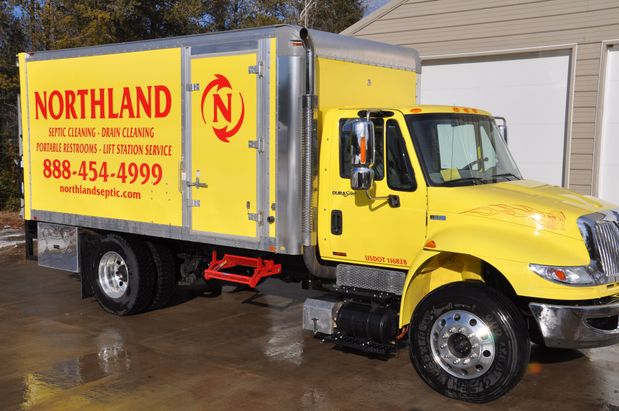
[18,25,619,403]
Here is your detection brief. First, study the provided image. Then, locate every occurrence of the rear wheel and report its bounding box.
[91,234,155,315]
[409,282,530,403]
[146,241,176,310]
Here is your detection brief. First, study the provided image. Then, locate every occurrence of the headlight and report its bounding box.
[529,263,605,286]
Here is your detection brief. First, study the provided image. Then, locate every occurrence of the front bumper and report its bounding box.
[529,300,619,349]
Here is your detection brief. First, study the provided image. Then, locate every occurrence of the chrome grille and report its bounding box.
[593,221,619,281]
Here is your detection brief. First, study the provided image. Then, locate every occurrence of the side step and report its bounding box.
[203,251,282,288]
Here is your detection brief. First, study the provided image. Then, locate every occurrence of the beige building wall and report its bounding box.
[343,0,619,195]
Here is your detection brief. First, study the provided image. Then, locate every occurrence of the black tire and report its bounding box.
[409,282,530,403]
[90,234,155,315]
[146,241,176,310]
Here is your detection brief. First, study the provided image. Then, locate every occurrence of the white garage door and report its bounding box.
[420,52,570,186]
[599,45,619,205]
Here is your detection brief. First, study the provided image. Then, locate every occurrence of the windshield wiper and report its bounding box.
[488,173,520,181]
[442,177,484,187]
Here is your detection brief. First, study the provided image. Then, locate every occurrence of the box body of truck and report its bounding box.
[19,25,418,258]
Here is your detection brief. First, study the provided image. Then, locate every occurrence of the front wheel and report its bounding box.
[409,282,530,403]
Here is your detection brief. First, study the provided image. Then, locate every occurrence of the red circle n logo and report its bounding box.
[200,74,245,143]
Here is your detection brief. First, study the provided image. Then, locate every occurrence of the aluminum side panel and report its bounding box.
[268,38,278,241]
[24,25,304,61]
[276,55,305,254]
[18,53,32,220]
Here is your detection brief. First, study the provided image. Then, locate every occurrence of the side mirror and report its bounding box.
[350,119,375,191]
[493,116,508,144]
[351,167,374,191]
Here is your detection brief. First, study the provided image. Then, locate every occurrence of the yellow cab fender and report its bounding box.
[399,249,485,328]
[399,222,590,328]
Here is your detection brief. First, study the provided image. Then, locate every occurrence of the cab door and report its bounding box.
[318,111,427,269]
[189,51,259,239]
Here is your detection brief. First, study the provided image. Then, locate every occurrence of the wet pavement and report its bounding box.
[0,247,618,410]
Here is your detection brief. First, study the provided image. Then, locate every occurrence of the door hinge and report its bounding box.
[248,139,264,153]
[187,83,200,92]
[248,62,264,78]
[190,200,201,207]
[248,212,263,224]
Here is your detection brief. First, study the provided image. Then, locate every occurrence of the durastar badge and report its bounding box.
[332,190,355,197]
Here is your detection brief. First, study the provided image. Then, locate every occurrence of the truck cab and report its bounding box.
[307,104,619,401]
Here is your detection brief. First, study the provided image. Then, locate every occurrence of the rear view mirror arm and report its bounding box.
[365,190,400,208]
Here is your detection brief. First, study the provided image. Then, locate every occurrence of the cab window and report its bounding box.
[386,120,416,191]
[437,123,477,169]
[339,118,384,180]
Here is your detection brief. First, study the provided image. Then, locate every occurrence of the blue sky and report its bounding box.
[365,0,391,15]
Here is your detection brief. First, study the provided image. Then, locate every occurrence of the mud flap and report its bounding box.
[79,230,100,299]
[24,220,37,261]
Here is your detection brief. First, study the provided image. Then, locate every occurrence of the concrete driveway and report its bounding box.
[0,246,617,410]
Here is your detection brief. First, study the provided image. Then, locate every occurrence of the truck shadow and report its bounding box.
[163,282,223,308]
[240,292,301,311]
[529,343,584,364]
[163,280,307,311]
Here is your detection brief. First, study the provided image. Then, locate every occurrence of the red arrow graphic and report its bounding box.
[213,93,245,143]
[200,74,232,123]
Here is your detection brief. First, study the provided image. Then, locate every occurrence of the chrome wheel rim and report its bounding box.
[98,251,129,299]
[430,310,496,379]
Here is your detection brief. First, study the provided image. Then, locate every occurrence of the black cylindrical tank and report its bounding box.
[335,303,397,344]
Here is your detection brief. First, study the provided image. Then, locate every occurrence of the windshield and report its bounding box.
[405,113,522,186]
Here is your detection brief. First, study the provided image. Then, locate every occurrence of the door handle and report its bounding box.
[331,210,343,235]
[187,177,208,189]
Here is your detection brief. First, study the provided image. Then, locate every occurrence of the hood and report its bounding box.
[428,179,618,240]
